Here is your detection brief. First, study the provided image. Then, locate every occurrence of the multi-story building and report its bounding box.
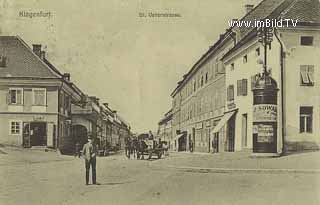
[222,0,320,153]
[0,36,84,153]
[171,30,234,153]
[71,96,102,148]
[157,109,173,148]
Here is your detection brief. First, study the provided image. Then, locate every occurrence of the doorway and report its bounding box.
[242,114,248,148]
[227,115,235,152]
[30,122,47,146]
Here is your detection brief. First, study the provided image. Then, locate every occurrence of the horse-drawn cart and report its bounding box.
[137,139,165,160]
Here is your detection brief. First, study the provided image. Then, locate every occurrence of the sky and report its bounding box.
[0,0,260,133]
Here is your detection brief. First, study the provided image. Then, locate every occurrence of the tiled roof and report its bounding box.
[237,0,289,39]
[0,36,61,78]
[224,0,320,60]
[280,0,320,23]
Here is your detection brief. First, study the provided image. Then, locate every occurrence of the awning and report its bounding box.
[212,111,236,134]
[175,133,185,141]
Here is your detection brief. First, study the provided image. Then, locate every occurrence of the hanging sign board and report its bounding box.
[253,104,277,122]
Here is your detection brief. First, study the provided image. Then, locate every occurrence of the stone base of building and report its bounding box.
[285,141,320,152]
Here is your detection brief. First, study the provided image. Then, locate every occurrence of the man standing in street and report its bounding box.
[82,134,97,185]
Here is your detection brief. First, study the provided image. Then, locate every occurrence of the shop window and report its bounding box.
[300,106,312,133]
[8,88,23,105]
[10,121,21,135]
[300,36,313,46]
[0,55,7,67]
[33,88,46,106]
[300,65,314,86]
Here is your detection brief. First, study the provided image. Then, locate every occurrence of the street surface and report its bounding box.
[0,146,319,205]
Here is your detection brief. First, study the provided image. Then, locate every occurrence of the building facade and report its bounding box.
[222,0,320,153]
[0,36,84,153]
[171,33,234,153]
[157,109,173,149]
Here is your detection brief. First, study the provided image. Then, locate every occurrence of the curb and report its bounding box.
[152,165,320,174]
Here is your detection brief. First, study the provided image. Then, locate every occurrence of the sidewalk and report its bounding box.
[0,145,74,166]
[153,151,320,173]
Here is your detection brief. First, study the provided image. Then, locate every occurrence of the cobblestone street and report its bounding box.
[1,146,319,205]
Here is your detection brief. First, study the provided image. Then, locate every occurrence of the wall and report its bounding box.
[280,28,320,151]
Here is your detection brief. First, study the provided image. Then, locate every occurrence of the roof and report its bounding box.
[223,0,320,60]
[0,36,61,78]
[280,0,320,23]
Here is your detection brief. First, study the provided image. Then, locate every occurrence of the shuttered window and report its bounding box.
[227,85,234,101]
[237,79,248,96]
[300,65,314,86]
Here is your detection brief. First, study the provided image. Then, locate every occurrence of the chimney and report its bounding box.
[63,73,70,81]
[245,4,254,14]
[40,51,46,60]
[103,103,109,107]
[32,44,42,57]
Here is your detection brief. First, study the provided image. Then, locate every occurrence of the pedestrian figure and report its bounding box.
[74,141,81,158]
[82,135,98,185]
[189,140,194,153]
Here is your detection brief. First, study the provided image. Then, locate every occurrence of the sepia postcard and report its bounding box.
[0,0,319,204]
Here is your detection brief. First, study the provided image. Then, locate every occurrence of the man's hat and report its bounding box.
[87,132,93,139]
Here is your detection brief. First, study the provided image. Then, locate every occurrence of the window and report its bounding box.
[300,107,312,133]
[300,65,314,86]
[227,85,234,101]
[8,88,23,105]
[243,55,248,63]
[0,55,7,67]
[242,79,248,96]
[33,88,46,106]
[237,80,242,96]
[205,72,208,83]
[300,36,313,46]
[230,63,235,71]
[255,48,260,56]
[193,81,196,92]
[201,76,204,87]
[10,121,21,135]
[237,79,248,96]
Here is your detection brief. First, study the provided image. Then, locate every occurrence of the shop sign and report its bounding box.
[253,104,277,122]
[195,122,203,129]
[257,124,274,143]
[33,115,45,121]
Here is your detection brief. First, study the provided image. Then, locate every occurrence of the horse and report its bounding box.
[136,139,147,160]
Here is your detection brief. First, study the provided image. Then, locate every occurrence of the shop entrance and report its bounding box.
[178,134,187,151]
[30,122,47,146]
[227,116,235,152]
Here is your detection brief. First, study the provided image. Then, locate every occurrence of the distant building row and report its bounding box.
[159,0,320,153]
[0,36,131,153]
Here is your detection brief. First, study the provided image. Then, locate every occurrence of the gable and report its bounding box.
[0,36,61,78]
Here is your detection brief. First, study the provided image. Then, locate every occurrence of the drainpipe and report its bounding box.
[274,28,286,156]
[57,81,64,150]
